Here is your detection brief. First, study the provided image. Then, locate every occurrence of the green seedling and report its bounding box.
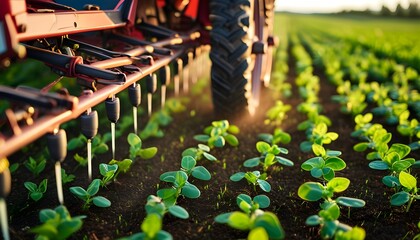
[9,162,19,174]
[73,153,88,167]
[332,88,367,115]
[30,205,86,240]
[25,156,46,177]
[230,171,271,192]
[300,122,338,152]
[301,144,346,181]
[390,171,419,212]
[128,133,158,160]
[353,128,391,154]
[70,179,111,210]
[159,171,201,206]
[99,163,118,187]
[215,194,284,240]
[145,195,189,219]
[24,179,48,202]
[368,143,415,173]
[121,213,173,240]
[182,144,217,161]
[194,120,239,148]
[305,202,365,240]
[61,169,75,184]
[397,110,420,144]
[264,100,291,126]
[258,128,291,145]
[298,177,365,209]
[243,141,293,172]
[298,111,331,134]
[109,159,133,180]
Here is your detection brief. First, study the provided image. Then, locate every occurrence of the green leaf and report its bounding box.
[38,179,48,193]
[320,220,337,239]
[30,222,58,238]
[298,182,323,201]
[390,191,410,206]
[202,152,217,161]
[225,134,239,147]
[157,188,177,200]
[227,212,250,231]
[182,148,197,158]
[399,171,417,190]
[24,182,37,192]
[368,161,389,170]
[230,172,245,182]
[336,197,366,208]
[392,160,412,172]
[248,227,269,240]
[239,200,252,214]
[213,136,225,148]
[244,157,261,168]
[194,134,210,142]
[67,137,84,150]
[310,168,323,178]
[92,196,111,207]
[253,195,270,209]
[99,164,118,177]
[256,142,271,153]
[70,187,88,200]
[57,219,83,239]
[301,157,324,171]
[181,156,196,170]
[214,213,232,224]
[257,179,271,192]
[300,141,313,152]
[227,125,240,134]
[141,213,161,239]
[275,156,294,167]
[87,179,101,196]
[191,166,211,181]
[353,142,369,152]
[305,215,321,226]
[253,212,285,239]
[382,175,400,188]
[198,144,210,152]
[168,205,189,219]
[389,143,411,159]
[39,209,56,223]
[127,133,142,146]
[174,171,188,187]
[181,183,201,198]
[325,157,346,171]
[139,147,158,159]
[312,144,326,157]
[94,143,108,154]
[31,192,43,201]
[327,177,350,193]
[236,194,252,207]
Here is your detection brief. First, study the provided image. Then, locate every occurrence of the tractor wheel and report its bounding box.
[209,0,256,115]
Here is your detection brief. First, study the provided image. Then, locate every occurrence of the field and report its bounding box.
[3,13,420,240]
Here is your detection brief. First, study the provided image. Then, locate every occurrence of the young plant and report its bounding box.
[300,122,338,152]
[305,202,366,240]
[128,133,158,160]
[390,171,419,212]
[70,179,111,210]
[264,100,291,126]
[159,170,202,205]
[258,128,291,145]
[122,213,173,240]
[24,179,48,202]
[145,195,189,220]
[61,169,75,184]
[182,144,217,161]
[230,171,271,192]
[301,144,346,181]
[109,159,133,180]
[99,163,118,187]
[215,194,284,240]
[24,156,46,177]
[298,177,365,209]
[368,143,415,173]
[194,120,239,148]
[243,141,293,172]
[30,205,85,240]
[73,153,88,167]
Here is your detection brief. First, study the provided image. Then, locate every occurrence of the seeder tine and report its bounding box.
[46,129,67,205]
[129,83,141,134]
[146,74,158,117]
[174,58,183,96]
[106,96,120,160]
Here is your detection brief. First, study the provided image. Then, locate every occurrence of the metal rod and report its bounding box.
[148,93,152,117]
[87,139,92,180]
[111,122,116,159]
[0,198,10,240]
[55,161,64,205]
[161,85,166,108]
[133,106,138,135]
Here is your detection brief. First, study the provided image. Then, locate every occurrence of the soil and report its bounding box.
[5,53,420,240]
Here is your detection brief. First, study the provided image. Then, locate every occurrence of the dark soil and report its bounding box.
[6,55,420,240]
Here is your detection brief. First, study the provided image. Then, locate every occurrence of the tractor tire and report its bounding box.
[209,0,254,115]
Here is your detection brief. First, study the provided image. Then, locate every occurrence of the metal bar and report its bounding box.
[0,46,191,159]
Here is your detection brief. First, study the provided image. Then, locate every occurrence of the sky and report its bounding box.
[275,0,411,13]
